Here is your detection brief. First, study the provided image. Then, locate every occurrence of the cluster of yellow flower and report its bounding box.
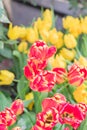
[73,83,87,104]
[63,16,87,37]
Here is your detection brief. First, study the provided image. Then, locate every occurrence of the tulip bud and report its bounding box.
[11,99,24,116]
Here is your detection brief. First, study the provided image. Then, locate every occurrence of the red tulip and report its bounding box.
[11,99,24,116]
[1,108,16,126]
[30,70,56,92]
[68,64,87,86]
[0,124,7,130]
[53,68,67,84]
[29,40,56,60]
[59,102,85,129]
[35,107,59,130]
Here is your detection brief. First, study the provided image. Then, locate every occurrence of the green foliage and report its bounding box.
[17,76,29,99]
[33,91,48,113]
[0,91,11,111]
[78,117,87,130]
[78,34,87,57]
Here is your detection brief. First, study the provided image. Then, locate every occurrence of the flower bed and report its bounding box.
[0,9,87,130]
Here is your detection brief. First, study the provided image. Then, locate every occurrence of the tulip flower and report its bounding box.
[30,70,56,92]
[25,92,34,110]
[24,57,47,80]
[68,64,87,86]
[11,99,24,116]
[59,102,85,129]
[1,108,16,126]
[0,124,7,130]
[0,70,15,85]
[35,107,59,130]
[64,34,77,49]
[53,67,67,84]
[8,23,26,40]
[29,40,56,60]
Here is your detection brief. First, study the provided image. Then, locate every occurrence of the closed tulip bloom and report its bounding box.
[53,67,67,84]
[39,28,49,43]
[25,92,34,110]
[60,48,76,61]
[73,83,87,103]
[49,55,66,68]
[68,64,87,87]
[48,28,59,45]
[29,40,56,60]
[0,70,15,85]
[18,41,28,53]
[77,56,87,67]
[64,34,77,49]
[26,27,38,44]
[8,23,26,40]
[11,99,24,116]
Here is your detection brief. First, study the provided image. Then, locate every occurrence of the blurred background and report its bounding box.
[3,0,87,30]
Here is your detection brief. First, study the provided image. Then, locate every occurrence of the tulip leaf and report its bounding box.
[17,76,29,99]
[33,91,48,113]
[0,47,13,58]
[0,0,10,23]
[0,91,11,111]
[78,117,87,130]
[17,112,35,129]
[0,41,4,49]
[23,99,33,108]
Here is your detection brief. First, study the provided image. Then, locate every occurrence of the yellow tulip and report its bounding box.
[73,83,87,104]
[81,16,87,34]
[39,29,49,43]
[63,16,81,37]
[18,41,28,53]
[26,27,39,43]
[75,56,87,67]
[25,92,34,110]
[43,9,52,21]
[0,70,15,85]
[56,31,64,49]
[60,48,76,61]
[64,34,77,49]
[7,23,26,40]
[48,28,59,45]
[49,55,66,68]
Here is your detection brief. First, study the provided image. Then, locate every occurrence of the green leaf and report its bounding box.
[17,112,35,130]
[0,41,4,49]
[23,99,33,108]
[33,91,48,113]
[0,47,12,58]
[78,117,87,130]
[17,76,29,99]
[0,91,11,111]
[0,0,10,23]
[5,40,19,45]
